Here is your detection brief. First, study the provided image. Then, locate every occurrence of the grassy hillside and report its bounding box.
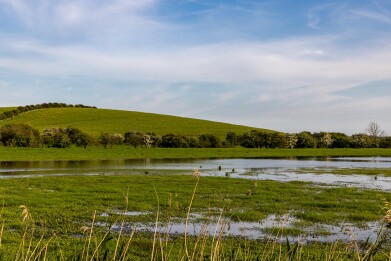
[0,107,270,138]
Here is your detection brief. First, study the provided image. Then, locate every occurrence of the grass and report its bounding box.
[0,107,270,138]
[0,173,390,259]
[1,146,391,161]
[0,174,388,232]
[0,107,15,114]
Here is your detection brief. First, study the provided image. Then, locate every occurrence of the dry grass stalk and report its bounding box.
[151,186,160,261]
[183,169,201,259]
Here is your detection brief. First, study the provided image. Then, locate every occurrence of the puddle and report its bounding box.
[100,211,152,217]
[219,169,391,191]
[96,213,386,243]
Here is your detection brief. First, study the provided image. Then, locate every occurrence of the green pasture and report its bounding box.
[0,146,391,161]
[0,107,269,138]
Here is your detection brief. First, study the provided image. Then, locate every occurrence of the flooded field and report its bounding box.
[97,211,385,243]
[1,156,391,190]
[1,156,390,243]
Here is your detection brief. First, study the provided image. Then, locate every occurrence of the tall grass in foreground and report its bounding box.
[1,172,391,260]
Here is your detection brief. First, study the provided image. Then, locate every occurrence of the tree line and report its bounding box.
[0,103,97,121]
[1,123,390,149]
[228,130,391,149]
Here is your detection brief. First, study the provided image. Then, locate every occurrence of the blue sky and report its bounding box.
[1,0,391,134]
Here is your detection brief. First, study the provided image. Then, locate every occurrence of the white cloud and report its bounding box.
[350,9,391,23]
[1,0,391,133]
[2,35,391,93]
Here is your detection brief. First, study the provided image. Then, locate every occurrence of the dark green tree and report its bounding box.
[0,124,40,147]
[198,134,221,148]
[296,132,317,148]
[124,131,144,148]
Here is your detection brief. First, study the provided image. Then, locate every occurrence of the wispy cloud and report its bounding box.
[1,0,391,133]
[349,9,391,24]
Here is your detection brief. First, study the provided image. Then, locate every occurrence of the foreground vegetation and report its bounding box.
[0,173,390,259]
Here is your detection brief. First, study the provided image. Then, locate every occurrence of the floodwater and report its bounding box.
[97,212,385,243]
[2,156,390,242]
[1,156,391,190]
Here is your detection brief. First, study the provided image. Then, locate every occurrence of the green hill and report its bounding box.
[0,107,271,138]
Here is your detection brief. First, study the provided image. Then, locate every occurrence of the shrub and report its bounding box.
[0,124,40,147]
[198,134,222,148]
[42,128,71,148]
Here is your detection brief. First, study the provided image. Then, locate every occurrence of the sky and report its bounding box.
[0,0,391,134]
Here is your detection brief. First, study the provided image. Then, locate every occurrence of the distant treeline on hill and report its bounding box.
[1,124,391,149]
[0,103,97,120]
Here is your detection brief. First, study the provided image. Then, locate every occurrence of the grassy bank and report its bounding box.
[0,146,391,161]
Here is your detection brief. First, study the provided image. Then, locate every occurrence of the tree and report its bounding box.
[239,132,256,148]
[124,131,144,148]
[330,133,351,148]
[160,134,189,148]
[111,133,124,145]
[0,124,40,147]
[366,122,385,148]
[145,132,162,148]
[321,132,333,148]
[198,134,222,148]
[286,133,298,149]
[65,127,93,148]
[99,133,112,149]
[380,137,391,148]
[225,132,238,147]
[268,132,288,148]
[350,133,373,148]
[42,128,71,148]
[296,132,316,148]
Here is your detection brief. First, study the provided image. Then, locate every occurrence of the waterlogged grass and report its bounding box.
[297,167,391,176]
[1,146,391,161]
[0,175,388,231]
[0,174,390,258]
[0,107,269,138]
[262,227,304,237]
